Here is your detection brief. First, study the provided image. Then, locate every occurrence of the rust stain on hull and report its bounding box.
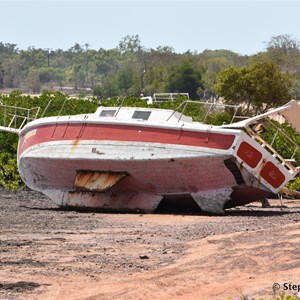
[74,170,128,192]
[69,139,80,156]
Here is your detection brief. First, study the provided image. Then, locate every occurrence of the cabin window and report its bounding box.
[132,111,151,120]
[100,109,116,117]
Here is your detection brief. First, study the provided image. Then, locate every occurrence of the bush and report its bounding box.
[286,176,300,191]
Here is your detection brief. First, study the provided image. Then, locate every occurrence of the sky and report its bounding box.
[1,0,300,55]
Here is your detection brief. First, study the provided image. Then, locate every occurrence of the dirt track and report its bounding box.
[0,188,300,300]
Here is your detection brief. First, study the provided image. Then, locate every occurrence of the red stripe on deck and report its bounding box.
[18,123,235,156]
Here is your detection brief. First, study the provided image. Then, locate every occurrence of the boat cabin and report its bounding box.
[94,106,193,123]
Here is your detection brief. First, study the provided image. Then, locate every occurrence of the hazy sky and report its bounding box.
[1,0,300,55]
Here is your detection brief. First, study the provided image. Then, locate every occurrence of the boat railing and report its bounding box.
[0,104,40,134]
[153,93,189,103]
[246,119,300,174]
[166,100,242,124]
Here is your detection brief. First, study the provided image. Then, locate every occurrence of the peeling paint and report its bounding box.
[74,170,128,192]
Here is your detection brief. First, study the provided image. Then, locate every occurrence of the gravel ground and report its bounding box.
[0,187,300,300]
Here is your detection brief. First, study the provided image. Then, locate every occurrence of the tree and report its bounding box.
[200,57,230,100]
[93,76,119,99]
[2,57,22,88]
[68,43,84,53]
[25,69,42,93]
[154,46,174,53]
[167,61,203,99]
[291,78,300,99]
[117,67,135,96]
[267,34,300,54]
[118,35,142,54]
[197,49,248,101]
[215,61,293,113]
[261,34,300,77]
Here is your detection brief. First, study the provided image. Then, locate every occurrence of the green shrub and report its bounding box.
[286,176,300,191]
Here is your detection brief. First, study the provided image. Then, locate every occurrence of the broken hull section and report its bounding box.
[18,139,273,213]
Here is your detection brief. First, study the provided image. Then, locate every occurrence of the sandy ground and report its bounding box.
[0,188,300,300]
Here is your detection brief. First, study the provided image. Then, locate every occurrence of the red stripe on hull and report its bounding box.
[18,123,235,156]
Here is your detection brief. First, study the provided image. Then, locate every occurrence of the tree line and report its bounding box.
[1,34,300,110]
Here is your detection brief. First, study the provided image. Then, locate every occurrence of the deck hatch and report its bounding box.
[100,110,117,117]
[132,111,151,120]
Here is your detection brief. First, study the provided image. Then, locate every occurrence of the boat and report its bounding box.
[17,100,300,214]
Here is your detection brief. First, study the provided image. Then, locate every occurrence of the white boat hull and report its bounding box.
[18,139,272,213]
